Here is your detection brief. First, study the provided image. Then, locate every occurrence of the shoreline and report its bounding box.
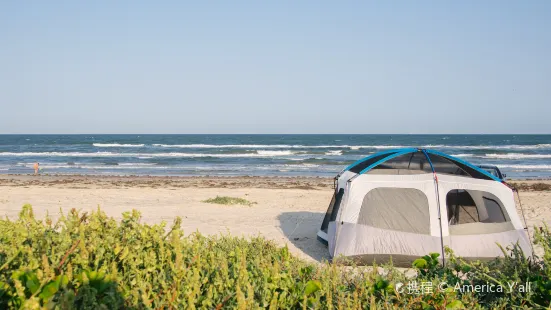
[1,173,550,190]
[0,174,335,190]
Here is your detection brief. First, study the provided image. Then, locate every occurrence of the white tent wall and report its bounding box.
[338,173,439,234]
[329,173,444,264]
[336,170,356,189]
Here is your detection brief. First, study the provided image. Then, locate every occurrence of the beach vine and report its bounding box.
[0,205,550,309]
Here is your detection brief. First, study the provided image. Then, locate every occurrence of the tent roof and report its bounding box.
[344,148,502,182]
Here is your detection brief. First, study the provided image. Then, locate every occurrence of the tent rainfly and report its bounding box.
[317,148,532,266]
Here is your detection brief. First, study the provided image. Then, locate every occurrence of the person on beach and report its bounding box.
[34,162,39,175]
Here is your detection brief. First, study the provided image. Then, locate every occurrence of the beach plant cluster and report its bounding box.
[1,205,550,309]
[202,196,257,207]
[509,182,551,192]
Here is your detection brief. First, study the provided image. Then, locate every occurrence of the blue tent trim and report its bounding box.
[358,148,417,175]
[342,149,401,171]
[425,149,502,182]
[344,148,502,182]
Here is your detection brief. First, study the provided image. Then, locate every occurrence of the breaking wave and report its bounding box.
[93,143,145,147]
[497,164,551,170]
[0,151,303,158]
[486,153,551,159]
[256,150,295,156]
[150,143,551,150]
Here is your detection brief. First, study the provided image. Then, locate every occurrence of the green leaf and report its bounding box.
[299,266,313,278]
[39,281,59,301]
[446,300,464,309]
[60,275,69,287]
[25,272,40,294]
[430,253,440,260]
[375,277,388,290]
[0,281,8,298]
[413,258,428,269]
[304,280,322,296]
[11,270,25,281]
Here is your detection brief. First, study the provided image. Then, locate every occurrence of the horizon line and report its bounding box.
[1,133,551,136]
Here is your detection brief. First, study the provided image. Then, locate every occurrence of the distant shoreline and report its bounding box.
[1,174,550,190]
[0,174,334,190]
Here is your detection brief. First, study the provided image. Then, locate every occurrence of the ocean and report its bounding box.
[1,134,550,179]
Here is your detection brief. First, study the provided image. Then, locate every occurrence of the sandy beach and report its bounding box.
[1,174,550,263]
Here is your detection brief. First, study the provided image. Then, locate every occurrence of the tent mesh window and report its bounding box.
[446,190,479,224]
[427,154,493,180]
[446,189,513,235]
[358,187,431,234]
[367,152,433,175]
[426,154,470,176]
[348,152,398,174]
[320,188,345,233]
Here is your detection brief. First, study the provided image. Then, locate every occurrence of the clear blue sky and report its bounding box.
[1,1,550,134]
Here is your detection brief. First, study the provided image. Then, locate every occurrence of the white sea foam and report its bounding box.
[153,143,401,149]
[294,163,321,168]
[4,150,551,162]
[16,162,180,170]
[118,163,157,166]
[1,152,118,157]
[36,165,173,170]
[435,144,551,150]
[368,144,551,150]
[485,153,551,159]
[153,144,345,149]
[449,154,475,158]
[0,151,304,158]
[93,143,145,147]
[149,143,551,150]
[370,145,409,149]
[497,164,551,170]
[256,150,295,156]
[14,163,338,172]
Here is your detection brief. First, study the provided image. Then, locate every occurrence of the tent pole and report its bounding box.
[514,188,535,259]
[422,150,446,267]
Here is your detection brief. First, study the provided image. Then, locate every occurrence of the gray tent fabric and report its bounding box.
[357,187,430,235]
[448,229,531,258]
[332,223,443,267]
[448,222,515,235]
[482,197,507,223]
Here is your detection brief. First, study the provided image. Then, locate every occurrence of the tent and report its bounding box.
[317,148,532,266]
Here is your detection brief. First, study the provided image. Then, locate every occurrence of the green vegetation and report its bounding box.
[203,196,256,206]
[0,205,550,309]
[510,182,551,191]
